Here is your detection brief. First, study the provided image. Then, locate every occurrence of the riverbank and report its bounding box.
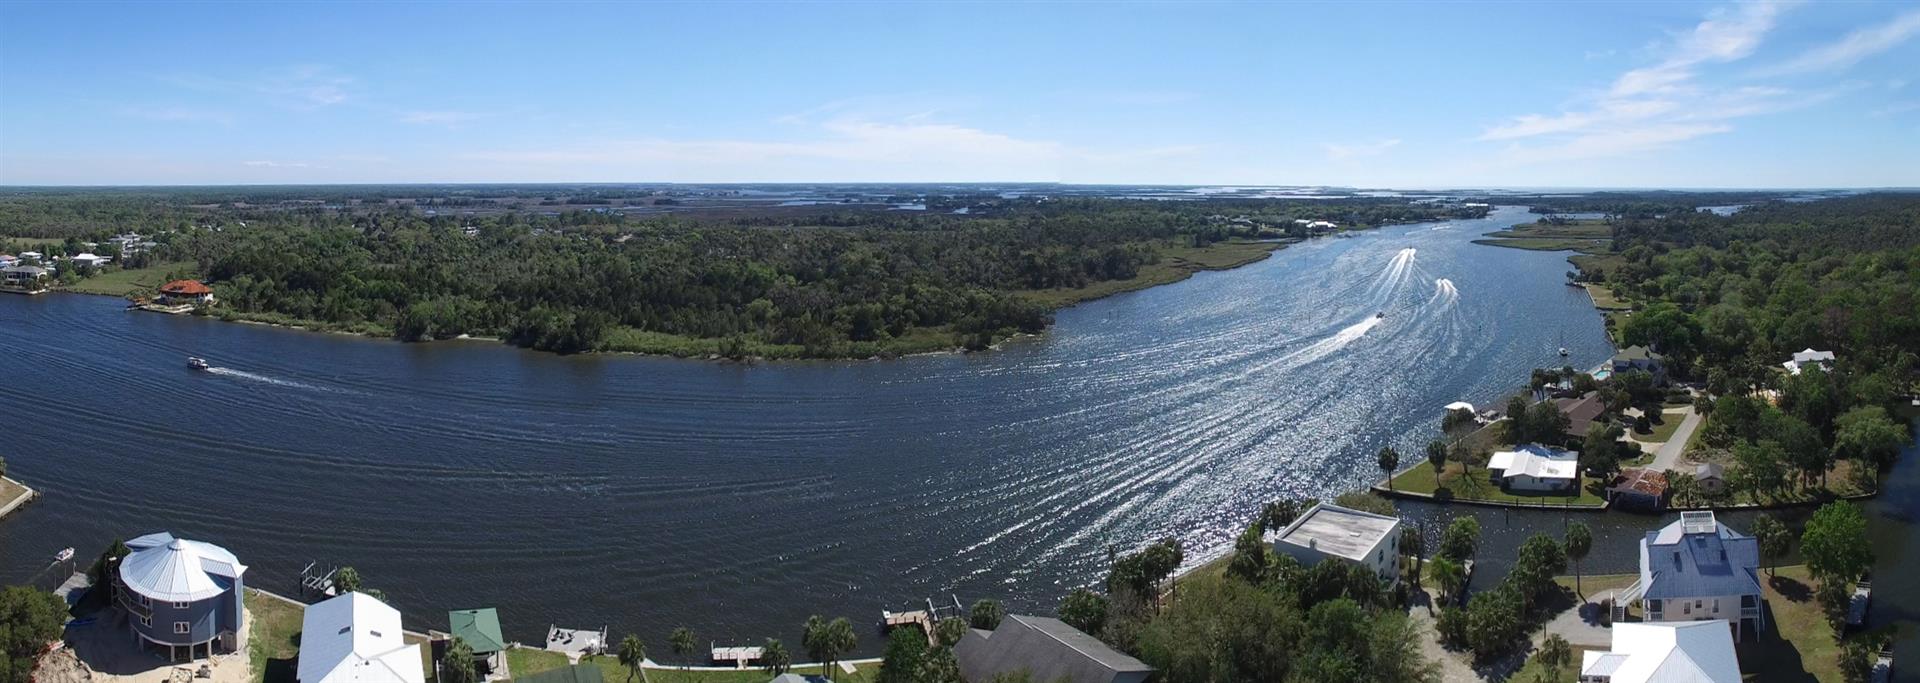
[0,475,37,521]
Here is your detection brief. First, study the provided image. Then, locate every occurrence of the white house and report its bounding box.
[1271,503,1402,583]
[296,592,425,683]
[1486,444,1579,492]
[1578,621,1740,683]
[1783,348,1836,375]
[71,252,112,268]
[1618,512,1766,640]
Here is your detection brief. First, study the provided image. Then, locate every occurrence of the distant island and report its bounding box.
[0,185,1488,359]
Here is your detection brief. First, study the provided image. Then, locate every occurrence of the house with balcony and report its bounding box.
[114,532,249,661]
[1614,512,1764,641]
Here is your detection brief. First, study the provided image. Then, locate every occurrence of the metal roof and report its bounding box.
[297,592,425,683]
[1579,621,1741,683]
[118,532,247,603]
[955,615,1151,683]
[447,608,506,654]
[1488,444,1579,481]
[1639,515,1761,600]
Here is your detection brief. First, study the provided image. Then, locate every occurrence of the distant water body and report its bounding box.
[17,206,1892,656]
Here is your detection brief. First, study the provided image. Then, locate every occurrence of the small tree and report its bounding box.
[616,634,647,683]
[1564,522,1592,598]
[760,638,790,676]
[1438,517,1481,562]
[969,599,1005,631]
[1803,502,1873,584]
[1537,633,1573,675]
[1377,446,1401,489]
[669,627,696,671]
[333,566,363,594]
[442,637,478,683]
[1749,514,1790,577]
[876,628,927,683]
[1,586,69,683]
[1430,556,1466,605]
[1057,589,1107,637]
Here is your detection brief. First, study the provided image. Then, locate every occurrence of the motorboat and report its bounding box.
[1558,347,1570,357]
[187,356,209,371]
[1376,312,1386,319]
[54,547,74,563]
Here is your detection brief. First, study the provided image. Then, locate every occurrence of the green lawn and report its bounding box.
[1387,460,1605,507]
[1584,284,1632,311]
[246,591,306,683]
[60,262,191,297]
[1471,237,1612,252]
[508,647,572,679]
[1635,412,1685,443]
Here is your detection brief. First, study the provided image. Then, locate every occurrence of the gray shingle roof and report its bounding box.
[955,615,1152,683]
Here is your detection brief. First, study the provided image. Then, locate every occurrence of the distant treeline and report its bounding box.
[1,191,1483,356]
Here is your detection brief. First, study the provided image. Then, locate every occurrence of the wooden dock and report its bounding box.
[545,625,607,661]
[881,595,965,646]
[709,643,764,669]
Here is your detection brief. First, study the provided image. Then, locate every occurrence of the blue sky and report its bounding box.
[2,1,1916,187]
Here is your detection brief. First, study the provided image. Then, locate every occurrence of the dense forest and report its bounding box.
[0,190,1485,357]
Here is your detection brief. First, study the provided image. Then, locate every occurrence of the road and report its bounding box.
[1647,408,1703,471]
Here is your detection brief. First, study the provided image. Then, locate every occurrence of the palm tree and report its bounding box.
[803,615,830,679]
[669,627,695,671]
[616,634,647,683]
[761,638,791,676]
[825,618,857,680]
[1430,556,1466,605]
[333,566,363,594]
[1426,439,1448,479]
[1565,522,1592,599]
[1377,446,1401,489]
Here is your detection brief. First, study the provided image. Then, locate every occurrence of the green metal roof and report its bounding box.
[515,664,604,683]
[448,608,507,653]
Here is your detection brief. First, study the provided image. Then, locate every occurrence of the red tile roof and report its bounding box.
[160,280,211,295]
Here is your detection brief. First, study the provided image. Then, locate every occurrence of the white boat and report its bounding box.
[1559,347,1569,357]
[54,547,74,562]
[187,356,209,370]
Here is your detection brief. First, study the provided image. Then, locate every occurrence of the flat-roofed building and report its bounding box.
[1271,502,1402,583]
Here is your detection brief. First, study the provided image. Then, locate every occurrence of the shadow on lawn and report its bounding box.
[1737,602,1816,683]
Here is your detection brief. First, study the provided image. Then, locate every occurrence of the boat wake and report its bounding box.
[204,367,329,392]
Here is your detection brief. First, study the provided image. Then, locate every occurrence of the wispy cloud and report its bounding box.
[1476,2,1820,164]
[399,110,488,125]
[1756,8,1920,76]
[1322,139,1401,161]
[242,160,319,169]
[121,106,234,125]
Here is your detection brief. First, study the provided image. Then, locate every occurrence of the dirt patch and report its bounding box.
[35,647,96,683]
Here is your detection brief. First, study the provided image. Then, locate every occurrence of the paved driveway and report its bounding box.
[1647,408,1702,471]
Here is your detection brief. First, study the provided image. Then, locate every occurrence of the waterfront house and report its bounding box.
[1578,621,1740,683]
[1607,468,1671,511]
[1611,345,1667,383]
[445,608,506,676]
[3,265,49,291]
[1618,512,1765,641]
[19,250,43,262]
[158,279,216,306]
[1783,348,1836,376]
[114,532,248,661]
[1486,444,1580,493]
[955,614,1152,683]
[1554,392,1610,442]
[71,252,111,268]
[297,592,425,683]
[1270,502,1402,583]
[1695,463,1727,496]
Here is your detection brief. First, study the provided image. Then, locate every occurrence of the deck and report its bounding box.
[709,644,764,668]
[1849,579,1872,627]
[545,625,607,662]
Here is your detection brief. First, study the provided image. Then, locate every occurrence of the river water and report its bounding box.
[3,206,1910,661]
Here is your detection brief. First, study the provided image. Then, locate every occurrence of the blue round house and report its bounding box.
[114,532,249,661]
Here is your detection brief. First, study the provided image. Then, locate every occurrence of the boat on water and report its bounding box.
[54,547,74,563]
[1559,347,1569,357]
[187,356,209,371]
[1376,312,1386,319]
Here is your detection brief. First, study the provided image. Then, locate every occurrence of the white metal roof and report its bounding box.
[1489,443,1578,480]
[1580,621,1740,683]
[118,532,247,602]
[297,592,425,683]
[1443,401,1475,412]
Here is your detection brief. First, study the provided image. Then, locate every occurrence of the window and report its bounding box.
[1683,602,1691,615]
[1648,599,1662,612]
[173,622,191,635]
[173,601,190,610]
[139,594,151,607]
[139,615,151,628]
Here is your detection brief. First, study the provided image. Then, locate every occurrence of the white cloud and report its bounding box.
[1322,139,1401,161]
[1476,2,1820,164]
[1757,8,1920,75]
